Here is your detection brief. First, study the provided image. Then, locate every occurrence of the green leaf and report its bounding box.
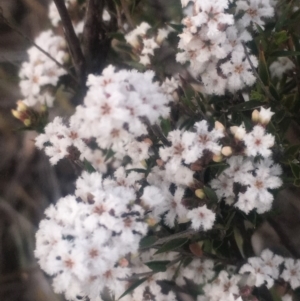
[273,30,289,45]
[258,44,270,85]
[167,23,184,32]
[139,236,157,249]
[161,118,171,136]
[118,277,148,300]
[155,238,189,254]
[233,227,245,258]
[290,162,300,179]
[225,212,236,230]
[107,32,125,41]
[274,109,286,123]
[126,168,147,174]
[83,159,96,173]
[285,144,300,158]
[269,84,280,101]
[230,100,265,111]
[270,50,300,57]
[203,186,219,203]
[144,260,171,272]
[270,287,282,301]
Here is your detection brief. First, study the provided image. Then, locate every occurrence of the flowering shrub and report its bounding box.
[10,0,300,301]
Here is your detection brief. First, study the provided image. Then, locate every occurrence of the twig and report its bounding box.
[119,0,135,29]
[242,42,276,102]
[0,7,78,83]
[53,0,85,83]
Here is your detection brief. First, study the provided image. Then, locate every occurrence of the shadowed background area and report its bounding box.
[0,1,71,300]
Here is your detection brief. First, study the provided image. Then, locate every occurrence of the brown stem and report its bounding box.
[82,0,111,74]
[53,0,85,83]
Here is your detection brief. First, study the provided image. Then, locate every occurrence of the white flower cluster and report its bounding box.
[240,249,300,290]
[211,155,282,214]
[177,0,274,94]
[210,107,281,214]
[198,271,241,301]
[35,65,172,167]
[125,22,172,66]
[19,30,68,107]
[141,120,223,230]
[35,171,148,301]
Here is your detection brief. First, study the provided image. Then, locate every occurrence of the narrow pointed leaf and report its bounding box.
[155,238,189,254]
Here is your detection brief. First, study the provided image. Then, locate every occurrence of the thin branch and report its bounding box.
[52,0,85,83]
[82,0,111,74]
[242,42,276,102]
[119,0,135,29]
[0,7,78,83]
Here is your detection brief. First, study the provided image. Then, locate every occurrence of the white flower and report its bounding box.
[235,0,274,29]
[221,51,258,92]
[240,257,274,288]
[270,57,295,79]
[261,249,284,279]
[243,125,275,158]
[159,130,198,165]
[258,107,275,125]
[281,259,300,289]
[187,205,215,230]
[211,174,234,200]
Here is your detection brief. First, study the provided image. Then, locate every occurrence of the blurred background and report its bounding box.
[0,0,74,300]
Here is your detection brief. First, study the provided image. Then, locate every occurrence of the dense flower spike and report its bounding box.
[176,0,269,94]
[35,171,148,300]
[35,65,172,166]
[19,30,67,107]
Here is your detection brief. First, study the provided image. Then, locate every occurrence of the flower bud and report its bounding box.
[230,126,245,140]
[146,217,157,227]
[140,160,147,168]
[212,154,223,162]
[118,258,129,267]
[215,121,225,132]
[252,109,260,123]
[221,146,232,157]
[16,100,28,112]
[11,109,21,119]
[24,119,31,127]
[195,189,205,199]
[143,138,153,146]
